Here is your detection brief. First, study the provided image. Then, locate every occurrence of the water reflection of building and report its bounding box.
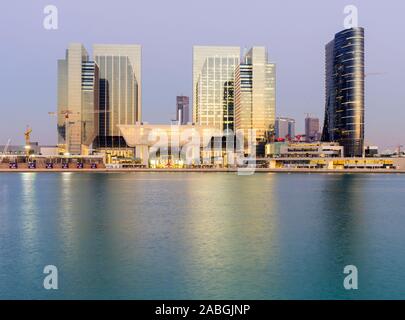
[182,174,279,297]
[318,175,365,282]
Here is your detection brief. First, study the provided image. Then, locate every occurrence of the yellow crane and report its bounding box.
[24,126,32,156]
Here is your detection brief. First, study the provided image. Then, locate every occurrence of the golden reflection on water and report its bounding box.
[319,175,366,264]
[20,173,38,251]
[0,178,9,229]
[58,172,78,257]
[182,173,279,297]
[2,172,405,299]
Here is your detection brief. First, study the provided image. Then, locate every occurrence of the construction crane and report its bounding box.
[24,126,32,156]
[365,72,387,78]
[399,145,404,156]
[48,109,109,153]
[385,145,404,157]
[0,139,11,164]
[2,138,11,154]
[48,110,80,154]
[393,145,404,157]
[49,109,109,119]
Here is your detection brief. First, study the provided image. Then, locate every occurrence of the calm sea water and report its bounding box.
[1,172,405,299]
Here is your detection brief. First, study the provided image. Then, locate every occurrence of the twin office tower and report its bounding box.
[57,44,141,155]
[58,28,364,157]
[58,44,276,155]
[193,46,276,147]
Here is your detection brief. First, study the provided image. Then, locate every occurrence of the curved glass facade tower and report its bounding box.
[321,27,365,157]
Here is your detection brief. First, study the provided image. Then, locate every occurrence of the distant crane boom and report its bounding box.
[3,139,11,154]
[0,139,11,163]
[365,72,387,78]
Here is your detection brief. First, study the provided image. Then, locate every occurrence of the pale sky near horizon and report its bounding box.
[0,0,404,149]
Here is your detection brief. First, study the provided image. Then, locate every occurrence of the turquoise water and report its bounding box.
[1,172,405,299]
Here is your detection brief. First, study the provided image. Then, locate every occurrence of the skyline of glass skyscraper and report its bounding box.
[57,43,99,155]
[305,116,320,142]
[195,55,240,131]
[321,27,365,157]
[56,38,370,158]
[235,47,276,148]
[93,44,141,150]
[176,96,190,125]
[192,46,240,131]
[193,45,276,146]
[275,117,295,140]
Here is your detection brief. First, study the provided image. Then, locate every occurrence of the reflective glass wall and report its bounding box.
[322,28,365,157]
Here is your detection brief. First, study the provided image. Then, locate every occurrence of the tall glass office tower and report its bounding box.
[176,96,190,125]
[321,27,365,157]
[81,61,100,147]
[93,44,141,150]
[193,46,240,131]
[195,55,239,131]
[305,116,320,142]
[235,47,276,148]
[57,43,99,155]
[275,117,295,140]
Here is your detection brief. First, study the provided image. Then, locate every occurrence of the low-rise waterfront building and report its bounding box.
[262,143,401,170]
[119,123,221,167]
[266,157,395,170]
[365,146,379,157]
[0,153,105,169]
[265,142,344,158]
[0,142,40,155]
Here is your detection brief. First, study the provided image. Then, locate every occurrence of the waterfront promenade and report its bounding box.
[1,167,405,174]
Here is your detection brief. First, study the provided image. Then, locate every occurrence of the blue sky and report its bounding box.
[0,0,404,149]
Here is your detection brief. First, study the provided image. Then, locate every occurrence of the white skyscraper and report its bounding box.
[193,46,240,130]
